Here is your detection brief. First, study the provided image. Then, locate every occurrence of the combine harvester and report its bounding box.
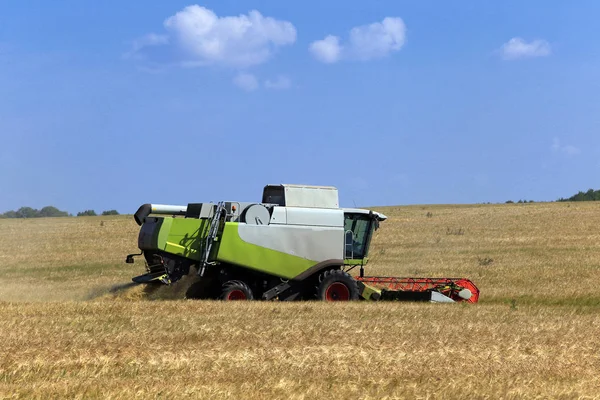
[126,184,479,303]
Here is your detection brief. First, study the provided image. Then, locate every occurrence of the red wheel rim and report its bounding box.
[325,282,350,301]
[227,289,247,300]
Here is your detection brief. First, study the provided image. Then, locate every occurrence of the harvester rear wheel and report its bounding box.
[220,280,254,301]
[316,269,359,301]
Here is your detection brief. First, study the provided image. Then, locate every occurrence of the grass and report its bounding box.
[1,202,600,398]
[0,216,140,301]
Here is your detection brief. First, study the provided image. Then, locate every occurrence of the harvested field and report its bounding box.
[1,202,600,399]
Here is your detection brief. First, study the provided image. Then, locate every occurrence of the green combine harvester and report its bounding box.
[126,184,479,303]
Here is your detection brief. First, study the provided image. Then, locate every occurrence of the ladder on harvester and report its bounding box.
[198,201,226,277]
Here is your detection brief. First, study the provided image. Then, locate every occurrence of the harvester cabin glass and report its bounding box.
[344,213,372,259]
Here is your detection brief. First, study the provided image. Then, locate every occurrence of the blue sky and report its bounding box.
[1,1,600,213]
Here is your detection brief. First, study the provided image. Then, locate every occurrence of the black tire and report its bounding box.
[316,269,359,301]
[219,280,254,301]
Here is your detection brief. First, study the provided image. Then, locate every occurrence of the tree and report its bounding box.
[1,206,69,218]
[77,210,97,216]
[558,188,600,202]
[39,206,69,218]
[101,210,119,216]
[15,207,39,218]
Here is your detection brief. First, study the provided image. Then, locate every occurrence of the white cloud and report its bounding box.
[265,75,292,90]
[131,5,296,68]
[552,137,580,156]
[309,17,406,63]
[233,72,259,91]
[348,17,406,60]
[309,35,342,63]
[500,37,551,60]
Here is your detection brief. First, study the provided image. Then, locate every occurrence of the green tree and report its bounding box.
[1,211,18,218]
[77,210,97,216]
[101,210,119,216]
[558,188,600,202]
[15,207,39,218]
[39,206,69,218]
[1,206,69,218]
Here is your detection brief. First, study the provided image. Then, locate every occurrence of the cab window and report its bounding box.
[344,213,371,259]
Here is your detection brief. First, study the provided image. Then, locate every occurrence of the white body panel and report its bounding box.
[283,185,339,209]
[430,292,456,303]
[285,207,344,227]
[269,207,287,224]
[238,224,344,261]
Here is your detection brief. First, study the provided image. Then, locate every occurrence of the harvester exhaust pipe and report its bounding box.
[134,204,188,225]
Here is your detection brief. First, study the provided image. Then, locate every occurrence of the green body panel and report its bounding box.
[357,281,381,301]
[216,222,317,280]
[344,258,368,266]
[142,217,210,260]
[156,218,172,249]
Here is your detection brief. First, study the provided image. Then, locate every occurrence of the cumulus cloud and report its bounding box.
[233,72,259,91]
[309,35,342,63]
[131,5,296,68]
[309,17,406,63]
[500,37,551,60]
[348,17,406,60]
[265,75,292,90]
[552,137,580,156]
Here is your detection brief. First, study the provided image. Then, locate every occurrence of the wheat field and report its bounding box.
[1,202,600,399]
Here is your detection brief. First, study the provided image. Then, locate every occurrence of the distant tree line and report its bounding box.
[77,210,120,216]
[505,200,535,204]
[557,189,600,202]
[504,188,600,204]
[1,206,120,218]
[0,206,69,218]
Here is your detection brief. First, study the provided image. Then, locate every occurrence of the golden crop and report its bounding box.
[1,202,599,399]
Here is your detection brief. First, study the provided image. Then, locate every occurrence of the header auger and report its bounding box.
[125,184,479,303]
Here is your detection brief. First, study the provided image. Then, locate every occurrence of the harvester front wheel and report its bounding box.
[317,270,359,301]
[220,280,254,301]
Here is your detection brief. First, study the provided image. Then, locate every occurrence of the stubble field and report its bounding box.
[1,202,600,399]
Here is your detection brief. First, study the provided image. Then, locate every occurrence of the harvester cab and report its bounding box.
[125,184,479,303]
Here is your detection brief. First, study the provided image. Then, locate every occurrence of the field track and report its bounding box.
[1,202,600,398]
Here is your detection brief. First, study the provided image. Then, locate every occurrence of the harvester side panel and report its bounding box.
[139,217,211,261]
[216,222,343,280]
[263,184,339,208]
[285,207,343,227]
[238,223,344,261]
